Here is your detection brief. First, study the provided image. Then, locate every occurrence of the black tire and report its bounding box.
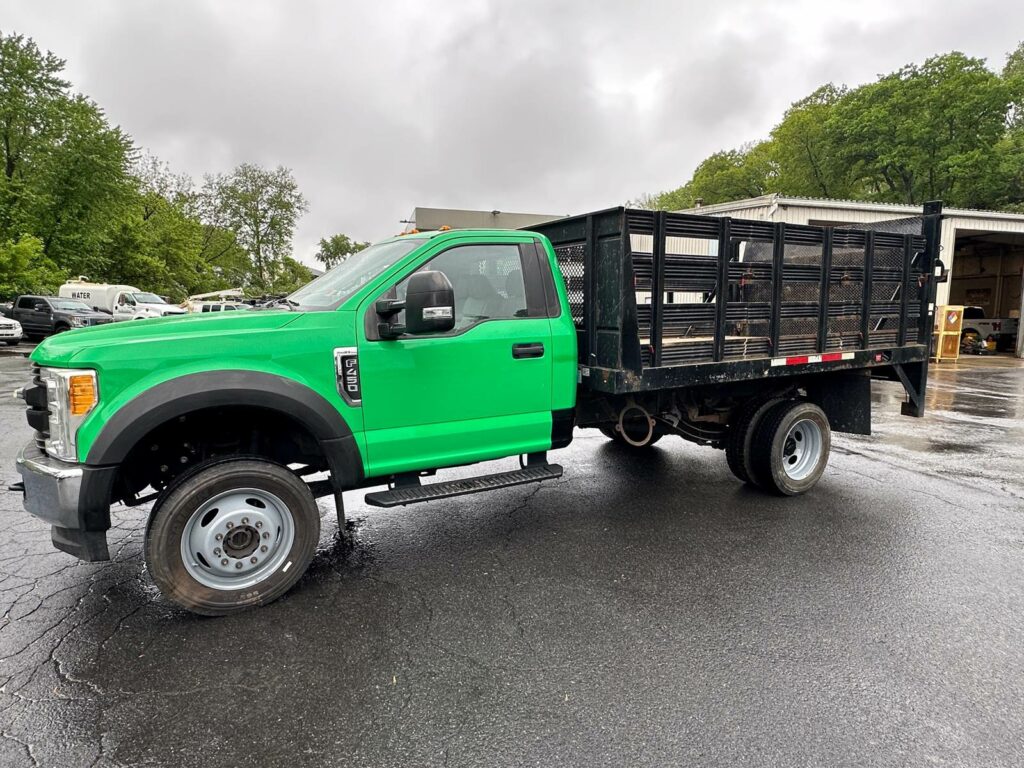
[145,457,320,616]
[4,340,18,346]
[749,400,831,496]
[53,324,69,334]
[725,397,784,485]
[599,423,664,448]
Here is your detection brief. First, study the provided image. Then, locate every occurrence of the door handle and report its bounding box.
[512,342,545,359]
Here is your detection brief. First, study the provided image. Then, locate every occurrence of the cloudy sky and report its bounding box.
[3,0,1023,264]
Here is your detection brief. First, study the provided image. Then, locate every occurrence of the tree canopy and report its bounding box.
[315,233,371,269]
[643,46,1024,213]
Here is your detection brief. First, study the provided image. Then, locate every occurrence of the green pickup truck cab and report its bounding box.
[15,229,577,614]
[12,206,943,614]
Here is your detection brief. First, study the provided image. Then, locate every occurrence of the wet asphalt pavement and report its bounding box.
[0,353,1022,767]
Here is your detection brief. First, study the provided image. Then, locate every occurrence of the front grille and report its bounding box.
[89,317,113,326]
[25,365,49,450]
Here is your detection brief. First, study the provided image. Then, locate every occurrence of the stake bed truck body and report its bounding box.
[10,203,944,614]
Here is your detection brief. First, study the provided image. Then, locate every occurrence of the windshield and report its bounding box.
[287,239,423,309]
[132,292,165,304]
[52,299,92,311]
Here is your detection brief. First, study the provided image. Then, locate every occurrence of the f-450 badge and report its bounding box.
[333,347,361,406]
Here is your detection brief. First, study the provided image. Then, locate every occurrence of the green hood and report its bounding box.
[32,311,300,366]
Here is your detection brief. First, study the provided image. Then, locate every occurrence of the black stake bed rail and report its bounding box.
[529,203,943,404]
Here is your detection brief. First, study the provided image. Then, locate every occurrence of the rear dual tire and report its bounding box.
[727,399,831,496]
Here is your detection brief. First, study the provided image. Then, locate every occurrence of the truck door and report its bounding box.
[17,297,45,334]
[358,239,556,477]
[113,292,136,321]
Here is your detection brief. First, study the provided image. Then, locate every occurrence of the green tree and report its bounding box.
[828,52,1009,206]
[770,84,851,198]
[315,233,370,269]
[0,235,65,298]
[1004,41,1024,128]
[651,142,775,210]
[0,31,135,274]
[270,255,312,294]
[201,164,308,293]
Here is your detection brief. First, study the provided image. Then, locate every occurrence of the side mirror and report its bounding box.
[33,302,48,312]
[376,270,455,339]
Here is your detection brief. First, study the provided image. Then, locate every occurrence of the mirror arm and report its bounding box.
[377,322,406,340]
[375,299,406,318]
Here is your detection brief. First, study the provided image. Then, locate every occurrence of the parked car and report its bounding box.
[961,306,1019,352]
[0,316,23,345]
[9,295,113,339]
[59,279,187,321]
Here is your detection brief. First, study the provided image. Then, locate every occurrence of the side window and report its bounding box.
[17,297,33,310]
[201,304,211,313]
[395,244,528,331]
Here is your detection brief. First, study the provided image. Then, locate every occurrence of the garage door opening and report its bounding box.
[949,229,1023,354]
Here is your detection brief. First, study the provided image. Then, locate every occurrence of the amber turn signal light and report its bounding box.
[69,374,97,416]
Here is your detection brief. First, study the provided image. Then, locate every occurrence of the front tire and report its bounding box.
[749,400,831,496]
[145,458,320,615]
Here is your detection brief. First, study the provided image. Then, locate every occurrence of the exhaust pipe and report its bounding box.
[615,403,657,447]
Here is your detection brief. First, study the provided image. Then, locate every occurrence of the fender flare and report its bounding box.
[84,371,364,491]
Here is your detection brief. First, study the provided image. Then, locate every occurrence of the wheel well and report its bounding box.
[115,405,327,503]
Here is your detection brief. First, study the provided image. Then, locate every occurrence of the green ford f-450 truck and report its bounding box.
[10,204,944,614]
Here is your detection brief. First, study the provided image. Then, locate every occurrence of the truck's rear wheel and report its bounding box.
[725,397,783,485]
[749,400,830,496]
[145,458,320,615]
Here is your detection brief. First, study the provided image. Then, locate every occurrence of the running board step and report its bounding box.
[365,464,563,508]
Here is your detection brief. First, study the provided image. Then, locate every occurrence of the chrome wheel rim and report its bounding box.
[180,488,295,591]
[780,418,823,481]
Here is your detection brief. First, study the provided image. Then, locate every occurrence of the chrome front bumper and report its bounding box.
[14,441,110,561]
[16,441,83,528]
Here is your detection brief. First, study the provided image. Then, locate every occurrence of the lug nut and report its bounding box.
[213,548,221,556]
[215,533,223,541]
[262,532,270,539]
[255,521,262,529]
[235,562,243,569]
[225,521,234,529]
[250,557,258,564]
[221,558,229,566]
[260,545,268,553]
[241,517,249,525]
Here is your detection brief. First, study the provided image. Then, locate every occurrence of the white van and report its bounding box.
[59,279,188,322]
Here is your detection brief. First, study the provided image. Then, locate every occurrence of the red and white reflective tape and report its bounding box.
[770,351,855,367]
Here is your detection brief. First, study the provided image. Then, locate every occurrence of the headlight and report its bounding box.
[39,368,99,462]
[70,316,86,327]
[11,321,21,332]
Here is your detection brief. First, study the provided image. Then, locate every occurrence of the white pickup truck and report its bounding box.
[961,306,1019,351]
[59,280,187,322]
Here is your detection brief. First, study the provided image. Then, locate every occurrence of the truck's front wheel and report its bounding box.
[145,458,320,615]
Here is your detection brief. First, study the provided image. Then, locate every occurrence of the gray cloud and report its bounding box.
[3,0,1023,264]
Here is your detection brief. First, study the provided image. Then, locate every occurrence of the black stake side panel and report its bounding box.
[531,204,943,398]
